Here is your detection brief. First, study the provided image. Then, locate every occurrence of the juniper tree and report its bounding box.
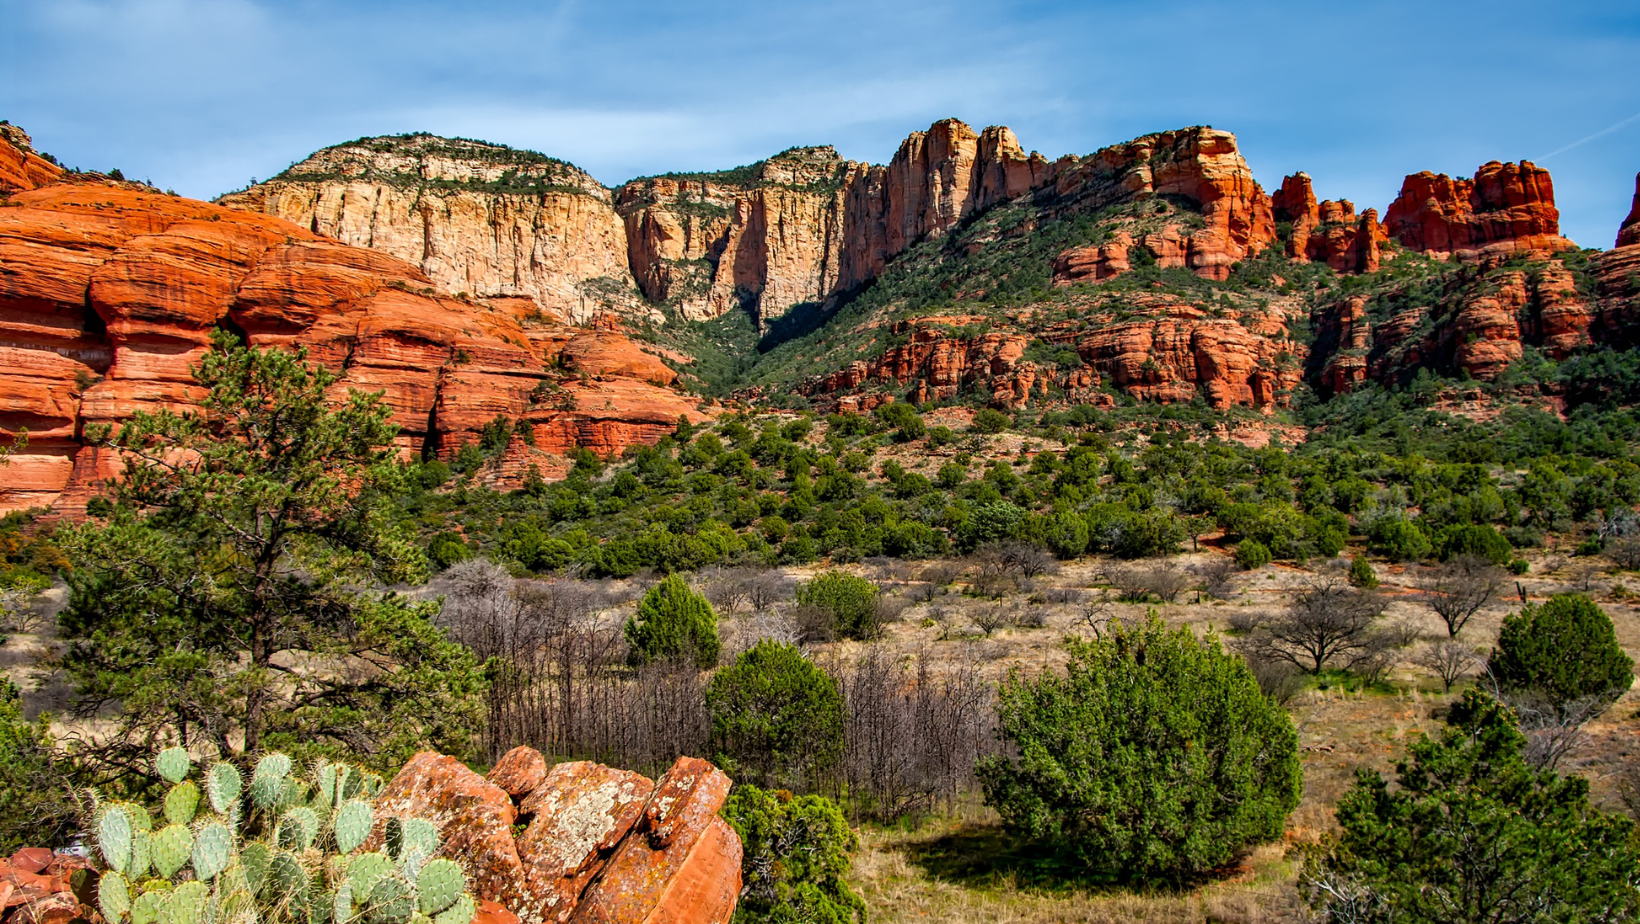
[56,334,484,774]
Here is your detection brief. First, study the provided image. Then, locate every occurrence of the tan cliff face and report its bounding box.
[217,135,649,326]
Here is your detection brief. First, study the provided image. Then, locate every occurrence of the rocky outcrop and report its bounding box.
[0,124,63,194]
[1270,173,1383,273]
[1384,161,1573,258]
[0,174,705,515]
[217,135,647,326]
[617,148,851,325]
[1618,172,1640,249]
[374,748,739,924]
[0,847,92,924]
[803,305,1299,411]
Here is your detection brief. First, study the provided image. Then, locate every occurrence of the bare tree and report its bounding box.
[1239,571,1388,674]
[745,570,793,611]
[975,540,1057,578]
[1609,535,1640,571]
[1102,561,1192,603]
[1421,555,1504,638]
[1194,557,1239,600]
[1240,649,1306,706]
[1415,639,1480,692]
[972,603,1015,637]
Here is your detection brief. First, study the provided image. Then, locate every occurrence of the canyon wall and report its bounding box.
[0,129,704,514]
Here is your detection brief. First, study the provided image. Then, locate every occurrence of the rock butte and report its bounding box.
[0,127,706,515]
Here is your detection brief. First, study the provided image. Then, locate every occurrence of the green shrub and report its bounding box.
[624,573,721,668]
[1347,557,1378,588]
[1369,518,1431,562]
[1506,557,1530,575]
[1433,523,1512,565]
[1303,691,1639,923]
[1235,540,1272,570]
[1487,594,1633,718]
[795,571,880,640]
[706,641,844,789]
[427,532,471,569]
[970,408,1011,434]
[720,785,864,924]
[0,681,77,853]
[977,614,1301,883]
[958,501,1024,551]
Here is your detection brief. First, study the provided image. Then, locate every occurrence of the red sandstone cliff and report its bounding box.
[0,131,704,515]
[1384,160,1573,257]
[1618,172,1640,249]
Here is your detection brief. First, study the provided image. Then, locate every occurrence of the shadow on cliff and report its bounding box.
[756,299,829,353]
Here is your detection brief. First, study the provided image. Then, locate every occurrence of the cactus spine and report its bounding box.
[90,748,477,924]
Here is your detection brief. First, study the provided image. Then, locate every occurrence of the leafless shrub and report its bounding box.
[724,611,802,659]
[1041,586,1084,605]
[698,565,761,613]
[875,593,911,626]
[830,644,998,820]
[1476,669,1609,771]
[918,560,964,587]
[972,604,1015,637]
[431,558,708,773]
[1609,535,1640,571]
[1237,570,1389,675]
[966,569,1016,600]
[1241,650,1306,706]
[1075,594,1121,637]
[1225,608,1263,635]
[745,570,794,611]
[975,540,1057,578]
[1420,555,1505,638]
[1195,557,1240,600]
[791,604,838,643]
[926,606,964,640]
[1416,639,1480,692]
[1103,561,1191,603]
[0,586,47,635]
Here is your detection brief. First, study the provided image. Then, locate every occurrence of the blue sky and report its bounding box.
[3,0,1638,247]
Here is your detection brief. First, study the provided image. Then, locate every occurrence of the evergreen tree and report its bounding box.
[707,641,844,789]
[624,573,721,668]
[1487,594,1634,718]
[1304,691,1640,924]
[57,335,485,771]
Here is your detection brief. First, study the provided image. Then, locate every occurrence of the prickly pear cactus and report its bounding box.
[92,749,476,924]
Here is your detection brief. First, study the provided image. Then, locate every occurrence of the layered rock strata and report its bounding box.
[372,749,740,924]
[0,136,704,514]
[217,135,645,326]
[1384,160,1573,257]
[1270,173,1383,273]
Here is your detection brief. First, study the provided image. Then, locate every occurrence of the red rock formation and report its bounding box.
[1051,232,1133,285]
[0,125,63,194]
[0,174,706,515]
[1618,172,1640,249]
[805,306,1299,411]
[373,750,739,924]
[0,850,91,924]
[1385,161,1573,257]
[1270,174,1382,273]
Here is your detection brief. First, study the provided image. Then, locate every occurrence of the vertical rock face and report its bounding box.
[0,145,706,515]
[1618,172,1640,249]
[0,124,62,192]
[616,148,851,325]
[1270,173,1382,273]
[373,750,739,924]
[216,135,646,326]
[1384,160,1573,257]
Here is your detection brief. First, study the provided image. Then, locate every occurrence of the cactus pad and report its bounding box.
[267,850,311,908]
[192,820,233,881]
[164,781,201,826]
[251,754,294,810]
[314,763,339,810]
[415,860,463,917]
[333,800,373,855]
[241,842,271,894]
[344,853,392,901]
[399,819,439,864]
[155,747,191,784]
[206,762,243,815]
[331,883,355,924]
[129,828,153,879]
[152,824,195,880]
[432,895,475,924]
[99,869,132,924]
[131,891,167,924]
[365,874,414,924]
[278,806,320,852]
[159,881,209,924]
[100,805,134,874]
